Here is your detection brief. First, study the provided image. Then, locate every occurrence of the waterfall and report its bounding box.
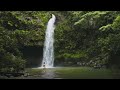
[41,14,56,68]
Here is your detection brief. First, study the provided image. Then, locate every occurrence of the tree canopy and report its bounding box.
[0,11,120,72]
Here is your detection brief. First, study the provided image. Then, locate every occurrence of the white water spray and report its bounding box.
[41,14,56,68]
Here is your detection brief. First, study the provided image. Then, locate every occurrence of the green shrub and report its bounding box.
[0,53,26,73]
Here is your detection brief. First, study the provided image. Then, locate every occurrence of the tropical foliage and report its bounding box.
[0,11,120,73]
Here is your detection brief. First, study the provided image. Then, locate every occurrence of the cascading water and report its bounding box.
[41,14,56,68]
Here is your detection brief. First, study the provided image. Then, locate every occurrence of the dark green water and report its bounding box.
[1,67,120,79]
[21,67,120,79]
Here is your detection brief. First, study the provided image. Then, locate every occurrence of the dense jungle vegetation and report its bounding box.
[0,11,120,73]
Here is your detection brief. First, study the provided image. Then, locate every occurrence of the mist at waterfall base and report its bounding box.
[38,14,56,68]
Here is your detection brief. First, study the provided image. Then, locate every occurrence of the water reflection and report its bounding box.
[41,68,57,79]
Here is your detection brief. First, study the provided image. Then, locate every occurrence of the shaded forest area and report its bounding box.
[0,11,120,73]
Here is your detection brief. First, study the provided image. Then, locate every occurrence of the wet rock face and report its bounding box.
[21,46,43,67]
